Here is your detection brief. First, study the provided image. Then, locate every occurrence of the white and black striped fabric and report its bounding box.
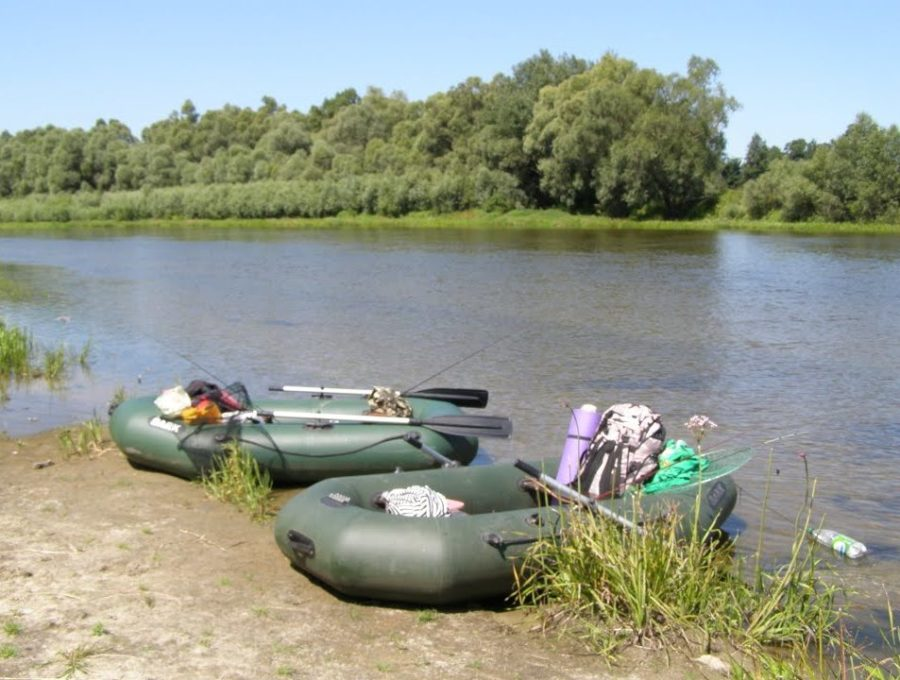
[378,485,451,518]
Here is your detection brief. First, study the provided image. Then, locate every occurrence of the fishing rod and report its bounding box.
[404,331,516,394]
[137,328,227,385]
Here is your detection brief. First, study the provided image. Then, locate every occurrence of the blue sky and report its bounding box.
[1,1,897,158]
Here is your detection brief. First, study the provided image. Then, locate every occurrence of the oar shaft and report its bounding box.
[269,385,489,408]
[274,385,369,396]
[254,408,511,438]
[514,459,644,534]
[264,409,412,426]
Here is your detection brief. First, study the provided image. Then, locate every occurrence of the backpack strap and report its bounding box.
[575,437,624,498]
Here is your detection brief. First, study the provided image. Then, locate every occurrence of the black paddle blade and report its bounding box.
[418,414,512,438]
[406,387,489,409]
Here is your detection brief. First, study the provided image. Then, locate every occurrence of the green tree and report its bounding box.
[784,137,816,161]
[741,133,782,183]
[525,53,735,216]
[321,87,408,154]
[306,88,361,133]
[596,57,736,218]
[81,119,136,191]
[0,132,25,196]
[181,99,200,124]
[742,158,825,221]
[115,144,149,189]
[524,54,658,211]
[721,157,743,188]
[47,129,86,192]
[821,113,900,221]
[257,117,311,156]
[145,145,178,188]
[475,50,589,206]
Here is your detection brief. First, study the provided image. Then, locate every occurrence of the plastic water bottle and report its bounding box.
[808,528,867,559]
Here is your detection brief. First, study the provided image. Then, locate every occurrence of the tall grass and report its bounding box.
[0,320,31,378]
[856,597,900,678]
[0,318,91,399]
[200,441,274,522]
[513,481,859,677]
[58,418,108,459]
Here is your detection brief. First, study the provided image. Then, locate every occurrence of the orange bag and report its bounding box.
[181,399,222,425]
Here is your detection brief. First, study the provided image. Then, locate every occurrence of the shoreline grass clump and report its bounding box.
[58,418,108,459]
[513,484,862,677]
[200,441,274,522]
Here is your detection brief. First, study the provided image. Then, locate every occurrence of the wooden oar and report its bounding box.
[269,385,489,409]
[254,408,512,438]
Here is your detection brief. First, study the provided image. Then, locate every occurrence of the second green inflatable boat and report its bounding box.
[274,456,739,605]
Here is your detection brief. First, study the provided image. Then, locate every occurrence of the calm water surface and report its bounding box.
[2,226,899,629]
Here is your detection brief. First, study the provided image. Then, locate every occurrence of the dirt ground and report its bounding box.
[0,427,720,680]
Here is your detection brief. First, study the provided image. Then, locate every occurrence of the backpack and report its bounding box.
[185,380,249,413]
[574,403,666,498]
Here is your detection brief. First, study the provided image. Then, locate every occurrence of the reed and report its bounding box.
[513,479,861,677]
[0,320,32,377]
[58,418,108,459]
[0,318,92,398]
[200,441,274,522]
[855,596,900,678]
[42,346,67,383]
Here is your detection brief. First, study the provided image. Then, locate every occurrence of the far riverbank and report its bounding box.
[3,208,900,235]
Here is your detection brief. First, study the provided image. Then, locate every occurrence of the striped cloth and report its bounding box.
[378,485,451,518]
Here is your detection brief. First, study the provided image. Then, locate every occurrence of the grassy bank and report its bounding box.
[514,458,900,678]
[2,209,900,235]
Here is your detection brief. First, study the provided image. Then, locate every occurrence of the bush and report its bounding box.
[781,175,821,222]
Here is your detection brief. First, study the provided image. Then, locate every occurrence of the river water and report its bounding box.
[2,225,899,632]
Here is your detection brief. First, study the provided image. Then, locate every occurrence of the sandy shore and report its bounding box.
[0,427,716,679]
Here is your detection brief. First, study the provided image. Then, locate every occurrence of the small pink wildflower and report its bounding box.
[685,415,717,433]
[685,414,718,450]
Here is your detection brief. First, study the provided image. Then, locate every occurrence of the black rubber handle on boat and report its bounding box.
[482,532,541,549]
[286,530,315,558]
[514,459,543,479]
[402,432,459,468]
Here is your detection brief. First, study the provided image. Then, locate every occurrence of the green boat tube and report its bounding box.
[273,458,738,605]
[109,395,480,484]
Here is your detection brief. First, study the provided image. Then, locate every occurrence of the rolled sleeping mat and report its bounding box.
[555,403,602,485]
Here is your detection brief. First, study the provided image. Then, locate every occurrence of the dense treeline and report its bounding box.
[1,51,897,223]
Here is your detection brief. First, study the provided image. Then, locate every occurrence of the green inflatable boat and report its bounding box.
[273,456,739,605]
[109,393,504,484]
